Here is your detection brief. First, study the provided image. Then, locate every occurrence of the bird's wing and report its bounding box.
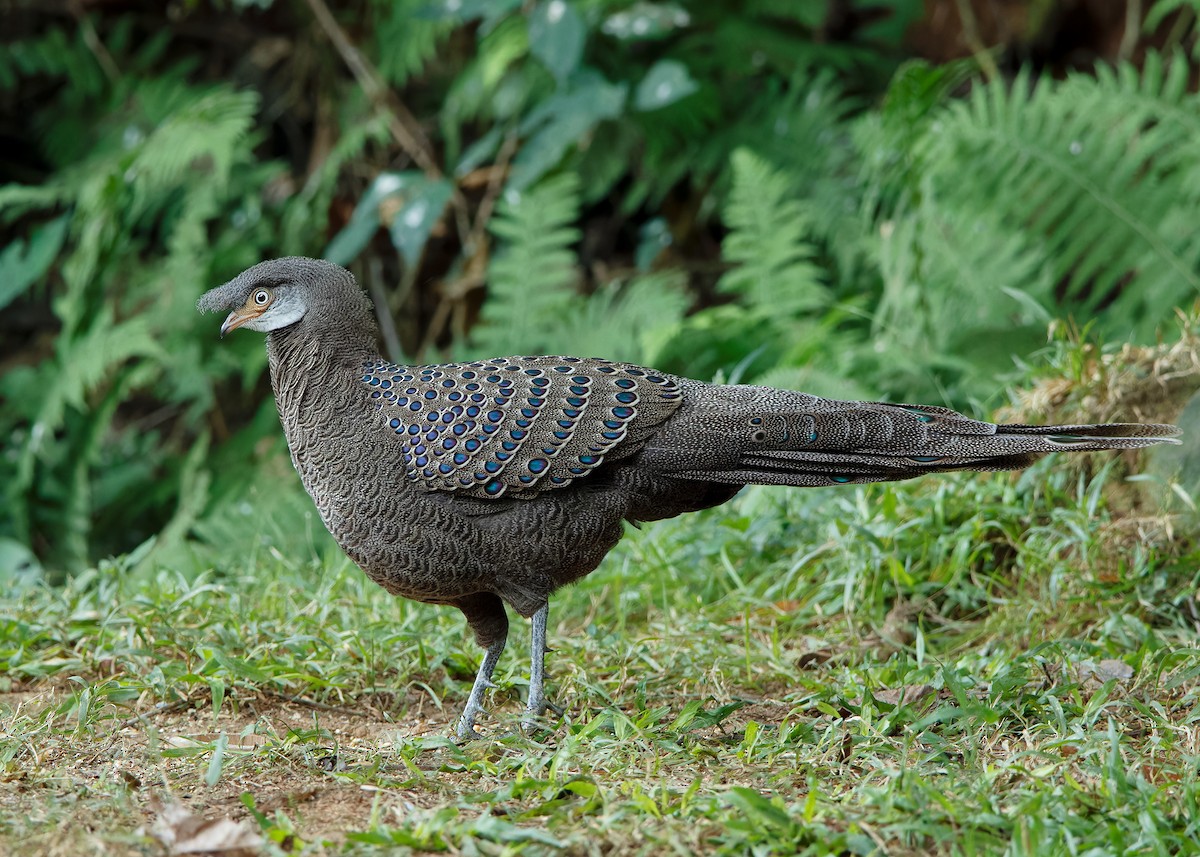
[361,355,683,498]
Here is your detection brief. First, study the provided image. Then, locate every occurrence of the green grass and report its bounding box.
[2,459,1199,855]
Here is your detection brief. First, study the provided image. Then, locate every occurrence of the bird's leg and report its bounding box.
[456,635,505,740]
[521,603,562,732]
[454,593,509,740]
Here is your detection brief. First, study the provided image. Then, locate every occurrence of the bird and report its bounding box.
[198,257,1181,738]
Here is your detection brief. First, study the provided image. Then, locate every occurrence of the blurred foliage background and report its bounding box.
[2,0,1198,578]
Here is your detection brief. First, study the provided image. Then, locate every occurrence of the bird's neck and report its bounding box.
[266,321,380,445]
[267,320,377,373]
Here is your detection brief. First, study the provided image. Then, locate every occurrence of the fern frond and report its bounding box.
[474,173,581,354]
[872,207,1053,373]
[542,270,690,363]
[720,148,825,317]
[4,310,162,514]
[0,25,105,95]
[918,55,1200,336]
[371,0,454,87]
[128,86,259,217]
[737,68,868,279]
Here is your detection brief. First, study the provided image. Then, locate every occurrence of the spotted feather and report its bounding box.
[363,356,683,498]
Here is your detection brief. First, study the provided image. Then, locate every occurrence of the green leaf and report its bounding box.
[509,71,627,191]
[635,216,672,270]
[328,171,453,266]
[384,176,454,267]
[0,538,43,593]
[528,0,585,85]
[563,778,598,797]
[602,3,690,40]
[422,0,521,27]
[325,172,452,268]
[635,59,699,111]
[0,213,69,312]
[469,814,565,846]
[205,732,228,787]
[1144,0,1200,32]
[208,678,226,716]
[323,177,388,266]
[455,127,504,177]
[545,270,689,363]
[726,787,797,834]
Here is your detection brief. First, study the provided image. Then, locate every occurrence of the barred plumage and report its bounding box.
[199,257,1182,739]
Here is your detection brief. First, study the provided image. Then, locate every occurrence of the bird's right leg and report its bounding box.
[454,593,509,740]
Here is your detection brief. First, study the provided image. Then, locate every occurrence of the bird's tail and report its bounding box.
[648,390,1181,488]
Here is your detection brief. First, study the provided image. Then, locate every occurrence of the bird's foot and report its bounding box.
[455,703,486,741]
[520,695,564,735]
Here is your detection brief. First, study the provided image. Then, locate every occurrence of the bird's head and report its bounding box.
[197,257,362,338]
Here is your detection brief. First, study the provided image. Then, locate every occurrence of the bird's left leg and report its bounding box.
[521,603,563,732]
[454,593,509,740]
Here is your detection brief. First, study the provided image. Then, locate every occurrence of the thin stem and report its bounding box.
[953,0,1000,83]
[303,0,474,265]
[366,256,404,363]
[1120,0,1142,61]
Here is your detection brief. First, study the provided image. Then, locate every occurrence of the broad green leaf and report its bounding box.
[509,72,627,191]
[469,814,564,846]
[726,787,797,834]
[0,213,69,311]
[455,127,504,177]
[385,177,453,266]
[635,59,699,111]
[528,0,585,85]
[635,216,672,270]
[325,172,452,267]
[323,177,389,266]
[419,0,520,28]
[0,538,43,592]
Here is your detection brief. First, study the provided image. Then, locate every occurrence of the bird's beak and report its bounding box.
[219,308,258,338]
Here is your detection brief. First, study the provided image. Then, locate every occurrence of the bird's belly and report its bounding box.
[323,480,627,613]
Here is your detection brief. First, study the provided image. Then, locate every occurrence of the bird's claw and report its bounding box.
[455,717,481,741]
[520,696,563,735]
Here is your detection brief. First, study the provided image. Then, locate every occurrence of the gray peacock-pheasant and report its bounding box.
[199,257,1181,739]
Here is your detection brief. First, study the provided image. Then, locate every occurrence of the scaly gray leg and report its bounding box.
[455,635,505,740]
[521,603,562,732]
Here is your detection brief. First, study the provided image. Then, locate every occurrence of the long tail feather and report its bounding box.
[649,387,1181,488]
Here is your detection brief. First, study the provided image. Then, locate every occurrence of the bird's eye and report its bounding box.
[253,289,270,306]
